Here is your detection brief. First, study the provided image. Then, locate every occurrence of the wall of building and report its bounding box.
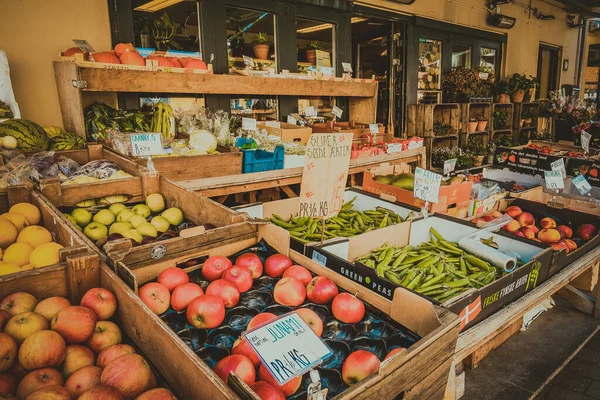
[358,0,581,86]
[0,0,111,127]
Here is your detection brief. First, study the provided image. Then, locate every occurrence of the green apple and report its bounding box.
[93,209,116,226]
[146,193,165,213]
[132,204,151,218]
[71,208,93,227]
[84,222,108,241]
[109,203,127,215]
[122,228,143,244]
[161,207,184,226]
[64,213,78,225]
[128,215,147,228]
[151,216,170,233]
[109,222,132,235]
[116,209,135,223]
[136,222,158,238]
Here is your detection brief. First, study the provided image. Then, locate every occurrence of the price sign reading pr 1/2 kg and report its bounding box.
[298,133,353,218]
[572,174,593,195]
[550,158,567,179]
[582,130,592,153]
[304,106,317,117]
[129,133,163,157]
[544,170,564,190]
[443,158,457,176]
[413,167,442,204]
[243,312,332,385]
[332,106,343,119]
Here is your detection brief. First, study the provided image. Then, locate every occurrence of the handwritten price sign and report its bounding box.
[130,133,163,156]
[298,133,353,218]
[544,170,564,190]
[573,174,593,195]
[414,167,442,203]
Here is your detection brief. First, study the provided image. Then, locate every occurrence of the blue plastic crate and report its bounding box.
[235,138,284,173]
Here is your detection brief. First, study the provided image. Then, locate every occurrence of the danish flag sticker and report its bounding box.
[458,295,482,332]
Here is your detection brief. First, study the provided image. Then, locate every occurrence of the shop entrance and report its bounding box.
[537,44,561,99]
[351,16,405,136]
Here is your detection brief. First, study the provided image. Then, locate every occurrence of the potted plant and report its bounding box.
[468,117,478,133]
[468,137,488,167]
[508,73,537,103]
[476,115,488,132]
[252,32,271,60]
[493,110,509,130]
[305,41,321,65]
[495,80,511,103]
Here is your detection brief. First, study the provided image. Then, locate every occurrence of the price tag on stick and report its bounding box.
[129,133,163,156]
[369,124,379,134]
[287,115,297,125]
[582,130,592,153]
[342,62,353,73]
[332,106,343,119]
[243,312,332,386]
[72,39,95,54]
[572,174,593,195]
[414,167,442,203]
[550,158,567,179]
[242,55,255,67]
[242,118,257,131]
[544,170,564,190]
[444,158,457,176]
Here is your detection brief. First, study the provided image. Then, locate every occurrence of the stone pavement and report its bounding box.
[537,330,600,399]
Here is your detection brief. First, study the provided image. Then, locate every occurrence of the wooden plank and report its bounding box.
[571,262,599,291]
[463,317,523,369]
[53,61,86,137]
[349,97,377,124]
[149,152,243,181]
[0,265,69,299]
[555,285,595,315]
[66,252,100,303]
[280,185,297,198]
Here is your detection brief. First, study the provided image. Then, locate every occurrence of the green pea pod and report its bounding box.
[400,270,416,287]
[379,214,388,229]
[465,255,491,270]
[391,252,408,268]
[420,272,447,289]
[270,218,296,229]
[406,272,423,290]
[445,278,470,288]
[416,283,445,294]
[385,271,402,284]
[430,227,445,241]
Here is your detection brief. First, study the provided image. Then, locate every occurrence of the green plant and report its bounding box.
[493,133,512,147]
[442,68,493,103]
[457,153,475,169]
[433,121,455,136]
[521,105,538,119]
[306,41,322,50]
[493,111,509,129]
[252,32,271,46]
[431,146,461,168]
[495,80,510,96]
[467,136,488,156]
[151,12,180,50]
[508,73,537,94]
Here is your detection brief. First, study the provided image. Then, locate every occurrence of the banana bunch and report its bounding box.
[150,102,174,140]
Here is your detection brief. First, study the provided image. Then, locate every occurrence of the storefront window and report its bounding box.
[452,44,472,68]
[296,18,335,75]
[418,38,442,103]
[298,97,334,119]
[480,47,497,74]
[226,7,276,72]
[230,96,278,121]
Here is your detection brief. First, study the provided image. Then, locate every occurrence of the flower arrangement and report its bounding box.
[541,92,594,125]
[442,67,494,103]
[508,73,537,93]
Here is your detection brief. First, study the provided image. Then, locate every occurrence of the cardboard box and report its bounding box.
[400,137,424,151]
[363,163,472,214]
[258,121,312,144]
[468,191,507,217]
[517,185,600,216]
[311,214,552,332]
[235,187,420,255]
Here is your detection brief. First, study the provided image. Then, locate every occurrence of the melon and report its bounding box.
[120,52,145,66]
[93,52,120,64]
[44,126,66,138]
[147,55,174,67]
[50,131,86,151]
[0,119,50,153]
[114,43,136,57]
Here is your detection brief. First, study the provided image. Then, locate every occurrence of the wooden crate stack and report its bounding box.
[513,102,539,145]
[459,102,492,148]
[490,103,514,147]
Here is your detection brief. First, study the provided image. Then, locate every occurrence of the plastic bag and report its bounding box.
[40,156,80,181]
[471,180,502,201]
[212,110,233,146]
[4,154,31,185]
[72,160,121,180]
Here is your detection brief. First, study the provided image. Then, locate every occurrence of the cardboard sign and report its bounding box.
[414,167,442,203]
[242,55,255,67]
[493,147,562,176]
[342,62,353,73]
[243,312,332,385]
[572,174,593,195]
[332,106,343,119]
[544,170,564,190]
[369,124,379,134]
[242,117,257,131]
[582,130,592,153]
[130,133,163,156]
[550,158,567,179]
[444,158,457,176]
[287,115,297,125]
[315,50,331,70]
[298,133,353,218]
[567,158,600,187]
[72,39,95,53]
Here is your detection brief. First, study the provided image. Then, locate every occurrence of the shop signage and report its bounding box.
[315,50,332,73]
[72,39,95,54]
[582,130,592,153]
[342,62,353,73]
[129,133,163,156]
[493,146,562,176]
[243,312,332,385]
[572,174,593,195]
[414,167,442,203]
[444,158,457,175]
[550,158,567,179]
[242,55,255,67]
[298,133,353,218]
[568,158,600,187]
[304,106,317,117]
[332,106,343,119]
[544,170,564,190]
[369,124,379,134]
[287,115,297,125]
[242,117,257,131]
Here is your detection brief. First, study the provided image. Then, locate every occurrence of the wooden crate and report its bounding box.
[513,102,539,145]
[407,103,460,138]
[424,136,459,169]
[38,144,152,207]
[54,176,249,268]
[113,223,460,400]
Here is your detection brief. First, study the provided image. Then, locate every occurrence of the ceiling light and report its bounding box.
[297,17,365,34]
[134,0,183,12]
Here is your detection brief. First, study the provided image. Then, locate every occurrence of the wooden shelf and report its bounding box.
[432,134,460,139]
[492,128,512,133]
[231,109,277,115]
[229,57,314,68]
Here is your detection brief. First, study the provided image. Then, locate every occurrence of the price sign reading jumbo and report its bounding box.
[242,117,257,131]
[544,170,564,190]
[298,133,353,218]
[243,312,332,385]
[130,133,163,156]
[413,167,442,203]
[242,55,255,67]
[573,174,593,195]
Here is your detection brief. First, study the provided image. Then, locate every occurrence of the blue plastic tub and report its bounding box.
[235,138,284,173]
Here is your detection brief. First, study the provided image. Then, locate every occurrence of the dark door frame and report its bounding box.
[537,43,562,98]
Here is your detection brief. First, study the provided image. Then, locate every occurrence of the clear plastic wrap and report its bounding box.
[471,180,503,201]
[72,160,121,180]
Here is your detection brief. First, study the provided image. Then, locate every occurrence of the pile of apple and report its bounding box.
[138,254,400,399]
[0,288,177,399]
[472,206,598,253]
[65,193,190,247]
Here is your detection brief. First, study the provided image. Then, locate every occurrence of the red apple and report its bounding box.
[306,276,339,304]
[384,347,404,361]
[202,256,233,281]
[0,310,10,330]
[264,254,292,278]
[65,365,102,398]
[16,368,64,399]
[171,283,204,312]
[101,354,152,399]
[9,362,27,381]
[62,344,95,378]
[206,279,240,308]
[186,295,225,329]
[139,283,171,315]
[136,388,177,399]
[258,364,301,397]
[157,267,189,292]
[0,333,17,372]
[222,266,254,293]
[236,253,263,278]
[577,224,598,240]
[34,297,71,321]
[79,385,124,400]
[25,385,71,399]
[19,330,66,370]
[341,350,381,385]
[504,206,522,219]
[86,321,122,354]
[232,337,260,366]
[97,344,136,368]
[556,225,573,239]
[213,354,256,385]
[51,306,97,343]
[332,293,365,324]
[539,217,557,229]
[4,311,49,344]
[273,277,306,307]
[247,313,277,330]
[0,373,16,397]
[0,292,37,316]
[296,308,323,336]
[283,265,313,286]
[80,288,117,321]
[250,381,285,400]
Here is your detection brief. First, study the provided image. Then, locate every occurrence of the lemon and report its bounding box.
[9,203,41,225]
[29,242,64,268]
[0,219,18,249]
[0,213,29,232]
[0,262,21,276]
[3,243,33,267]
[17,226,52,248]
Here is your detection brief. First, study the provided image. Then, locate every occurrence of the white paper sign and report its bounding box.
[243,312,332,385]
[550,158,567,179]
[572,174,593,195]
[129,133,163,156]
[544,170,564,190]
[582,130,592,153]
[287,115,297,125]
[332,106,343,119]
[342,62,353,73]
[242,117,257,131]
[242,55,255,67]
[414,167,442,203]
[298,133,353,218]
[444,158,457,175]
[304,106,317,117]
[72,39,95,53]
[369,124,379,134]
